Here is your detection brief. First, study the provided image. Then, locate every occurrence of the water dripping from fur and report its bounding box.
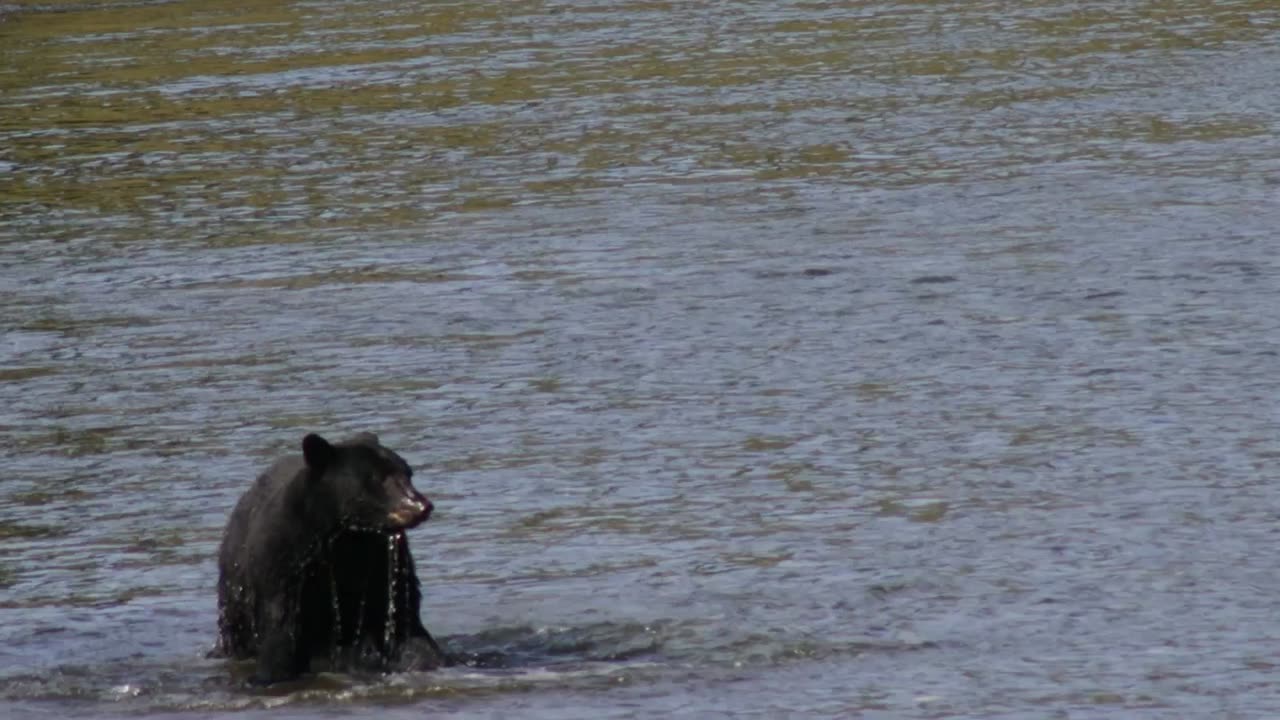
[384,532,400,659]
[327,536,343,667]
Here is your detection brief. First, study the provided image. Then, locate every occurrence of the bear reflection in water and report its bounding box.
[213,432,446,685]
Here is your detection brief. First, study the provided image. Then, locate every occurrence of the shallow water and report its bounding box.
[4,0,1280,717]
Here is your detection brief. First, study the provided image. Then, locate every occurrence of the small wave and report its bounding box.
[0,618,923,714]
[0,620,675,713]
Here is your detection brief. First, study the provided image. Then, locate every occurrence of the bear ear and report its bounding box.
[301,433,336,471]
[350,432,380,447]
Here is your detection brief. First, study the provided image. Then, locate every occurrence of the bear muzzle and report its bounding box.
[389,492,433,530]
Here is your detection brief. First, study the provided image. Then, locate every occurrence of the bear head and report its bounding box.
[301,432,433,532]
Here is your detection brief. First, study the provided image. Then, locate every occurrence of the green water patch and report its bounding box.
[852,381,904,402]
[876,498,951,523]
[338,377,444,394]
[1024,3,1269,47]
[528,377,562,393]
[265,414,340,431]
[509,501,670,537]
[191,267,483,291]
[9,488,92,506]
[0,0,486,86]
[1,585,172,610]
[1114,115,1272,144]
[438,329,546,348]
[18,314,153,337]
[740,436,796,452]
[767,463,830,494]
[14,426,124,457]
[0,519,70,540]
[1008,423,1139,449]
[0,367,59,382]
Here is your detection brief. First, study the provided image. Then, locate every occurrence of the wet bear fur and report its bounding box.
[214,432,444,684]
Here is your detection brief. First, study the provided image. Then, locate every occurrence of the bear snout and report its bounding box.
[390,492,432,529]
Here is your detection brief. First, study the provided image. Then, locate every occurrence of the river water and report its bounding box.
[3,0,1280,717]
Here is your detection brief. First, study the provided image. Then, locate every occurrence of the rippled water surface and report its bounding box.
[4,0,1280,717]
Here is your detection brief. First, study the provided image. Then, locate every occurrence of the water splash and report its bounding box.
[384,532,400,659]
[326,535,342,667]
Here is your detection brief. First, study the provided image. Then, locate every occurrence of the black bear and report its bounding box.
[214,432,445,684]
